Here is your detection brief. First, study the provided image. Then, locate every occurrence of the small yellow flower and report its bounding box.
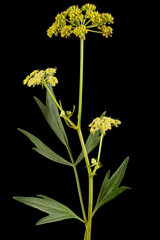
[46,68,57,75]
[81,3,96,11]
[67,5,83,24]
[48,76,58,87]
[60,110,66,118]
[91,158,97,165]
[73,26,88,39]
[101,13,114,24]
[23,68,58,88]
[85,10,102,25]
[23,75,30,85]
[89,116,121,134]
[61,25,72,38]
[98,25,113,38]
[29,70,39,78]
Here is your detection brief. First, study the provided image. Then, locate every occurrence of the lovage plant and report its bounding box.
[14,3,130,240]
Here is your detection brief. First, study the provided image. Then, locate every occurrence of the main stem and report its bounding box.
[77,38,93,240]
[86,176,93,240]
[77,39,84,128]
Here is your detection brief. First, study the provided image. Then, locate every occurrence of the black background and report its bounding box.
[4,0,154,239]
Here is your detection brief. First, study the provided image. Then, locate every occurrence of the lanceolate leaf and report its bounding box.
[93,157,130,215]
[18,128,72,167]
[34,84,68,147]
[14,195,84,225]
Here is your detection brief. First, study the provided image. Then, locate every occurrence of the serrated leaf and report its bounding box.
[14,195,84,225]
[18,128,72,167]
[76,130,101,165]
[34,84,68,147]
[93,157,130,215]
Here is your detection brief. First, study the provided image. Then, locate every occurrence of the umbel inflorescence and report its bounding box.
[23,68,58,87]
[89,116,121,134]
[47,3,114,40]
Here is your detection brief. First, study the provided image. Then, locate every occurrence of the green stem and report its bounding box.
[77,128,93,240]
[88,29,102,34]
[73,164,87,223]
[76,38,95,240]
[92,133,104,176]
[86,176,93,240]
[44,83,77,129]
[66,145,87,223]
[77,39,84,128]
[97,133,104,164]
[86,24,99,29]
[77,128,91,175]
[44,83,63,112]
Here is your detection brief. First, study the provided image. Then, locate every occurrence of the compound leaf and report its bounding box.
[93,157,130,215]
[14,195,83,225]
[18,128,72,167]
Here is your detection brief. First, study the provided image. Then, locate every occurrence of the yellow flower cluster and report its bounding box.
[98,25,113,38]
[89,116,121,134]
[73,26,88,39]
[47,3,114,40]
[23,68,58,87]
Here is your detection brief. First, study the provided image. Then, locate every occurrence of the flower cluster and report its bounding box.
[47,3,114,40]
[89,116,121,134]
[23,68,58,87]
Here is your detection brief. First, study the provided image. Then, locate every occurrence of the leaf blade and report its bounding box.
[93,157,130,215]
[18,128,72,167]
[93,186,130,215]
[34,96,68,147]
[36,214,74,225]
[14,195,84,225]
[96,170,110,204]
[108,156,129,190]
[45,84,69,146]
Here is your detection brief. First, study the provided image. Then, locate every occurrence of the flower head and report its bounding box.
[89,116,121,134]
[23,68,58,87]
[47,3,114,40]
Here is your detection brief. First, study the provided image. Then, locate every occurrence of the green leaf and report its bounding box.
[76,130,101,165]
[18,128,72,167]
[108,156,129,190]
[14,195,84,225]
[34,84,68,147]
[93,157,130,215]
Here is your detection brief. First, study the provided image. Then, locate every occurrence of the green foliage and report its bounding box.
[93,157,130,215]
[15,5,130,238]
[18,128,72,167]
[14,195,83,225]
[34,84,68,147]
